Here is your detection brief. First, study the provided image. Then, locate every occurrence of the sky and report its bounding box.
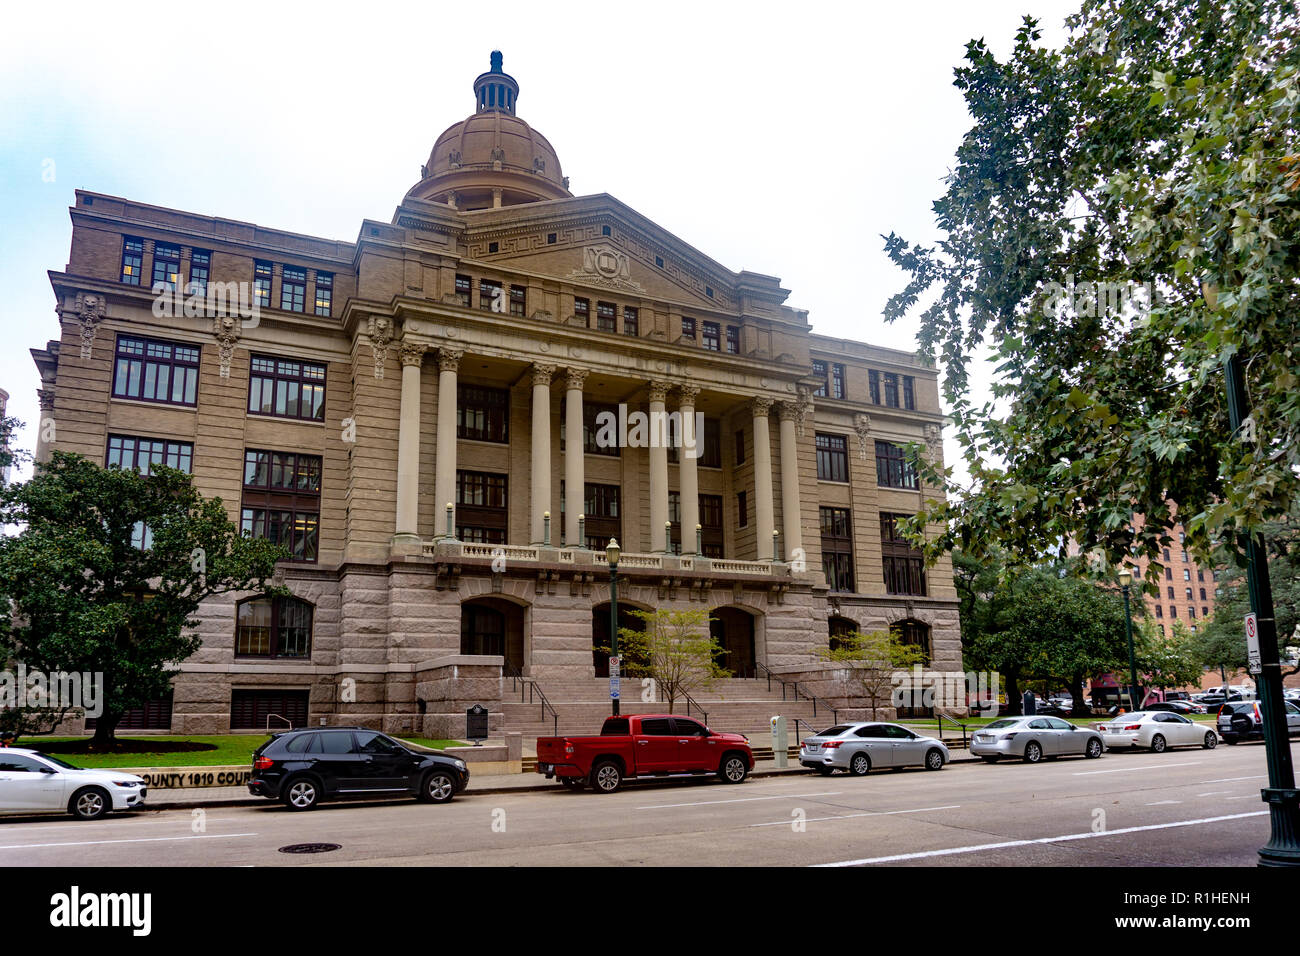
[0,0,1081,485]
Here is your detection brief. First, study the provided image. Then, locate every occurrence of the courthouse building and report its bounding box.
[32,53,959,737]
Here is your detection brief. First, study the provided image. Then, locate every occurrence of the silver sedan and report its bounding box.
[970,716,1105,763]
[799,722,949,775]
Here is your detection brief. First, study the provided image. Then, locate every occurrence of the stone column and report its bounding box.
[648,382,671,552]
[433,348,462,535]
[394,342,427,542]
[564,367,588,547]
[676,384,701,553]
[751,397,775,561]
[778,400,804,562]
[530,364,556,545]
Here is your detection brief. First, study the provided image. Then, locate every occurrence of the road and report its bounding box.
[2,742,1290,867]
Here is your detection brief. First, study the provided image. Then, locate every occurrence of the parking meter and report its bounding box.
[771,715,788,768]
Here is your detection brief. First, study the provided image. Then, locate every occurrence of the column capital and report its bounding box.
[750,396,774,418]
[37,388,55,411]
[778,400,802,423]
[437,347,463,372]
[648,380,671,404]
[675,383,701,406]
[400,342,427,367]
[531,363,557,387]
[565,366,590,391]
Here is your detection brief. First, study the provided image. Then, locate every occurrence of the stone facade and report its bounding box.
[33,53,961,736]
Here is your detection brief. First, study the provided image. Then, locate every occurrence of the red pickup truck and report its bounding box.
[536,714,754,793]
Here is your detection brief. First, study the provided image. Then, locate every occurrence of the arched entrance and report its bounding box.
[828,615,858,652]
[461,597,526,673]
[891,618,932,717]
[710,606,757,678]
[591,602,648,678]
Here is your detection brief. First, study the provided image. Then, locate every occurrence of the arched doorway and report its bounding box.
[828,615,858,652]
[710,606,757,678]
[591,602,648,678]
[890,618,932,717]
[461,597,526,673]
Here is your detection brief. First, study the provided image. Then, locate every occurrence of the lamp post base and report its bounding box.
[1258,788,1300,868]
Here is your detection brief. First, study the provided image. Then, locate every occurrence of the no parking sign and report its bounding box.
[1245,613,1261,675]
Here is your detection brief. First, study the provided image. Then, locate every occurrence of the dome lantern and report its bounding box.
[473,50,519,115]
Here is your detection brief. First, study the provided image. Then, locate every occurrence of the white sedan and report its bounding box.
[0,748,147,819]
[1098,711,1219,753]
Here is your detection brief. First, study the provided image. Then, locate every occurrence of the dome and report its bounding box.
[405,52,571,208]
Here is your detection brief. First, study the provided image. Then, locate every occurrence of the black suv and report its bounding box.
[248,727,469,810]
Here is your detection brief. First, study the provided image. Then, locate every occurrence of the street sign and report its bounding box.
[466,704,489,744]
[610,677,620,700]
[1245,613,1261,675]
[609,656,620,678]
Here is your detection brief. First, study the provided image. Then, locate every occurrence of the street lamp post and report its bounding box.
[607,538,620,716]
[1117,569,1140,711]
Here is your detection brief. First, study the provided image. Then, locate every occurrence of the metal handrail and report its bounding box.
[502,662,558,735]
[265,713,293,732]
[754,661,775,692]
[654,682,709,726]
[790,717,821,743]
[751,663,838,722]
[530,679,559,737]
[935,712,968,750]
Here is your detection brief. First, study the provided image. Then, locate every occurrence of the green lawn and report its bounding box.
[22,735,466,769]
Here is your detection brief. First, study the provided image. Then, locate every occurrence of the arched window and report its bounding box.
[462,603,506,657]
[236,596,313,658]
[828,615,857,652]
[890,619,931,663]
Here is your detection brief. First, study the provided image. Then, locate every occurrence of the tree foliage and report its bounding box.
[884,0,1300,576]
[818,628,929,718]
[612,608,728,713]
[0,452,286,744]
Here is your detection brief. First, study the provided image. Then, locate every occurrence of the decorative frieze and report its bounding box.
[212,315,240,378]
[368,316,394,379]
[854,413,872,460]
[73,291,107,359]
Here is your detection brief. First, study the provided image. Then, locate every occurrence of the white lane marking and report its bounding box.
[0,832,258,851]
[813,812,1269,867]
[1145,800,1181,806]
[1196,791,1234,797]
[637,791,841,810]
[1073,762,1198,775]
[1201,775,1266,784]
[0,817,242,834]
[1225,794,1260,801]
[750,804,960,827]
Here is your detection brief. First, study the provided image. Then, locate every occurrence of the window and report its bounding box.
[734,429,745,465]
[881,512,926,596]
[152,242,182,290]
[461,604,506,655]
[1170,605,1178,618]
[1197,569,1205,581]
[584,483,621,550]
[235,596,313,658]
[1163,548,1171,562]
[830,363,845,400]
[1155,605,1163,618]
[1200,588,1207,601]
[700,418,722,468]
[509,284,527,317]
[107,434,194,549]
[883,373,900,408]
[1167,586,1175,599]
[596,301,616,333]
[1186,587,1193,601]
[280,266,306,312]
[85,693,173,731]
[812,360,829,398]
[479,279,503,312]
[681,316,696,340]
[241,449,322,562]
[189,250,211,295]
[702,321,720,351]
[1165,567,1173,581]
[230,689,309,730]
[120,236,144,285]
[314,272,333,316]
[699,494,724,557]
[458,385,510,443]
[726,325,740,354]
[455,274,472,307]
[1182,549,1188,562]
[737,490,748,528]
[253,260,272,308]
[869,369,881,405]
[820,507,855,592]
[875,440,918,489]
[574,297,589,323]
[1202,606,1209,616]
[622,306,638,336]
[456,470,507,543]
[248,355,326,421]
[816,433,849,482]
[112,335,200,407]
[1189,606,1197,619]
[581,402,620,456]
[1183,568,1191,581]
[903,376,916,410]
[668,490,682,554]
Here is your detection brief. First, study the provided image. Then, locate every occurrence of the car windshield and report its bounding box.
[985,719,1021,730]
[816,725,853,737]
[31,752,79,770]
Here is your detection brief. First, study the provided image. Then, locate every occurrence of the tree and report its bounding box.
[883,1,1300,574]
[1135,620,1206,696]
[818,628,929,719]
[611,608,727,714]
[0,452,286,745]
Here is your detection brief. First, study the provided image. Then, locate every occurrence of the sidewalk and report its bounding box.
[138,751,982,811]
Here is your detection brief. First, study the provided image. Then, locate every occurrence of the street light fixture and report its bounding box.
[606,538,620,716]
[1117,568,1139,711]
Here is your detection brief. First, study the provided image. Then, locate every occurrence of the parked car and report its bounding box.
[1098,711,1218,752]
[970,716,1105,763]
[1216,700,1300,744]
[247,727,468,810]
[0,749,147,820]
[536,714,753,793]
[799,722,948,775]
[1141,700,1201,716]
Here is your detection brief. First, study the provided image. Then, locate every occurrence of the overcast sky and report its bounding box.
[0,0,1080,484]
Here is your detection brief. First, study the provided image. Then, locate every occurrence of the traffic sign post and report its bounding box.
[609,656,620,700]
[1245,613,1262,676]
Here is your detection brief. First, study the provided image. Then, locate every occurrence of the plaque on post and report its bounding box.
[466,704,489,746]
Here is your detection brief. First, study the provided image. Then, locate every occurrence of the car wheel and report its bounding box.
[924,748,944,771]
[420,770,456,804]
[282,776,320,811]
[1150,734,1167,754]
[981,755,1000,763]
[590,760,623,793]
[848,752,871,776]
[69,786,110,821]
[1203,732,1218,750]
[1085,737,1103,759]
[1023,741,1043,764]
[719,753,749,784]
